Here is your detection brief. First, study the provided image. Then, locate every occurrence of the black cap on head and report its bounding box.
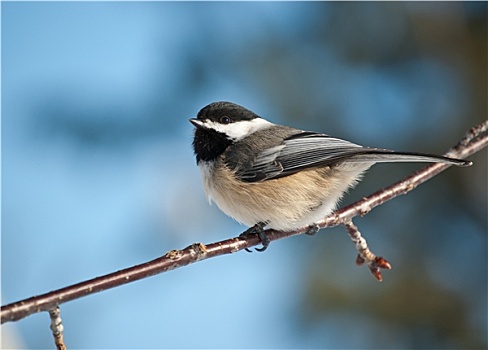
[196,101,259,123]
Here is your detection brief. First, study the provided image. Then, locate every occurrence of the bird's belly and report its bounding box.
[199,162,369,231]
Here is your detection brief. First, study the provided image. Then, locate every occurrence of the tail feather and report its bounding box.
[349,149,472,167]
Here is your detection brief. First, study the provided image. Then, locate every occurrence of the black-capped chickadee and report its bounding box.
[190,101,471,251]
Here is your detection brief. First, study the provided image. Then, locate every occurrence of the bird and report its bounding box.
[190,101,472,251]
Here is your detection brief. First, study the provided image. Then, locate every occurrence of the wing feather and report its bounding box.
[236,132,367,182]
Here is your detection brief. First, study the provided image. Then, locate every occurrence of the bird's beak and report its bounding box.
[189,118,205,129]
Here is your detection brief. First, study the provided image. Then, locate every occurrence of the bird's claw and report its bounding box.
[239,222,269,252]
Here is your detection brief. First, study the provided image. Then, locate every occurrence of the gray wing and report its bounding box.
[235,131,469,182]
[236,132,369,182]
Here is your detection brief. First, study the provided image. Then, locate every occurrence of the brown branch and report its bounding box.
[49,307,67,350]
[1,120,486,324]
[343,220,392,282]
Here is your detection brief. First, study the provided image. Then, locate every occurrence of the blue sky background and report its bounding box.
[2,2,487,349]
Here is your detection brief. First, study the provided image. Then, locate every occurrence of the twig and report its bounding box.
[343,220,391,282]
[1,120,486,324]
[49,306,67,350]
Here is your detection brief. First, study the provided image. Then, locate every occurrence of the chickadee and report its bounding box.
[190,101,471,251]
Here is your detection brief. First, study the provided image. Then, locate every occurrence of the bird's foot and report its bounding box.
[239,222,269,252]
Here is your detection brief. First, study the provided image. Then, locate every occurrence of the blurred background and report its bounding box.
[2,2,486,349]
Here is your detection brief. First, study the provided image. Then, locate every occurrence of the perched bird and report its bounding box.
[190,101,471,251]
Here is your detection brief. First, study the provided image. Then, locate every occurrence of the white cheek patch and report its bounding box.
[204,118,273,141]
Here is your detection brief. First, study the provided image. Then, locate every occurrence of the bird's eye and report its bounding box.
[220,116,231,124]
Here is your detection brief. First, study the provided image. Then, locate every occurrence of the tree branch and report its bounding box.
[49,306,67,350]
[343,220,392,282]
[1,120,486,324]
